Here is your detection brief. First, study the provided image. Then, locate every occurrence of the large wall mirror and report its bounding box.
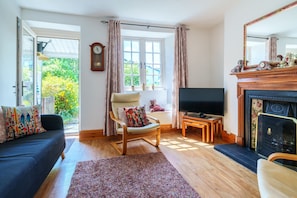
[243,2,297,70]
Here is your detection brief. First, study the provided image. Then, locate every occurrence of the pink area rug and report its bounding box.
[67,152,200,197]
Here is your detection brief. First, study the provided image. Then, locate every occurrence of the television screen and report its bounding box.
[179,88,224,116]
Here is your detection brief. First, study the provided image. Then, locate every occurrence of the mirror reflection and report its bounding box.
[244,2,297,69]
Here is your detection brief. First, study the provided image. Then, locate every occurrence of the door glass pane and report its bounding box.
[21,28,34,106]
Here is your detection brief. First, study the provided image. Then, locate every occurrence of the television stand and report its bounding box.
[182,114,223,143]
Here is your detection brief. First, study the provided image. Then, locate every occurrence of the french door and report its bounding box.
[17,17,38,106]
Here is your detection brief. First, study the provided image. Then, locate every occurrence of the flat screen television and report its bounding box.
[179,88,224,117]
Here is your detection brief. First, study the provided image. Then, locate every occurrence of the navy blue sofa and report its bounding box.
[0,114,65,198]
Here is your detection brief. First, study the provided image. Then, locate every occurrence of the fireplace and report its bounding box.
[233,67,297,147]
[213,67,297,172]
[256,113,297,158]
[244,90,297,152]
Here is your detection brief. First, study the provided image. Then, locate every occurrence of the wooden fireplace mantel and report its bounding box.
[232,66,297,146]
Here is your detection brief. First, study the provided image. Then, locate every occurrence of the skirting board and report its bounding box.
[221,130,236,143]
[79,124,174,141]
[79,126,236,143]
[79,129,104,141]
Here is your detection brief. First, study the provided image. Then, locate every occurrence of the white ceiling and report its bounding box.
[16,0,238,28]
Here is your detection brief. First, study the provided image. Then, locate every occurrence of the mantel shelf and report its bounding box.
[231,66,297,80]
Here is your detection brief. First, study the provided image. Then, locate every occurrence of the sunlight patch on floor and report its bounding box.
[160,136,214,151]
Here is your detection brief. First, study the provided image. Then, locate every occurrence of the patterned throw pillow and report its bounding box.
[1,105,46,140]
[124,106,150,127]
[0,108,6,143]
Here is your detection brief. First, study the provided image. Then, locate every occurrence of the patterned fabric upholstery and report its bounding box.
[1,105,46,140]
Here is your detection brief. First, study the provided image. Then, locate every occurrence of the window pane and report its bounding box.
[132,76,140,86]
[132,64,140,74]
[154,65,161,75]
[146,64,153,75]
[124,76,132,86]
[154,54,160,64]
[154,76,161,85]
[132,41,139,52]
[124,64,132,74]
[146,53,152,64]
[132,52,140,63]
[124,52,131,63]
[146,75,153,85]
[153,42,160,53]
[124,40,131,51]
[146,41,153,52]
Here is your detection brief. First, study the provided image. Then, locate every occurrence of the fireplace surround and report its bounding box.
[233,66,297,148]
[213,67,297,171]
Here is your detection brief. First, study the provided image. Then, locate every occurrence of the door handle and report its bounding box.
[21,81,27,96]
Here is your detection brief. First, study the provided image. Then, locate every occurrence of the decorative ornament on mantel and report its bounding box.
[230,60,245,74]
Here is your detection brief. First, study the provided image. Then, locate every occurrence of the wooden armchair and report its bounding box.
[257,152,297,197]
[109,92,161,155]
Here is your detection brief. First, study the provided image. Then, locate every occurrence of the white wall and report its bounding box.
[210,22,224,87]
[187,27,212,87]
[223,0,295,137]
[0,1,20,106]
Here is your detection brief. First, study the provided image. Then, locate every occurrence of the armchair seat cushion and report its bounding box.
[257,159,297,198]
[116,123,160,135]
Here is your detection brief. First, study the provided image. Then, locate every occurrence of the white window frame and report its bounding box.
[123,36,165,91]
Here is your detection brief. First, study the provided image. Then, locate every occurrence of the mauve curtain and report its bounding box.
[266,36,277,61]
[104,20,123,136]
[172,25,188,129]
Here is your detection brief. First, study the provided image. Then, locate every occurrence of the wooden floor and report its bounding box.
[34,129,260,198]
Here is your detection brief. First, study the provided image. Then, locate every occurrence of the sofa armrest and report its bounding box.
[41,114,64,130]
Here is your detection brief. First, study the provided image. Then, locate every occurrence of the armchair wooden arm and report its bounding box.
[146,114,160,124]
[268,152,297,162]
[109,111,127,127]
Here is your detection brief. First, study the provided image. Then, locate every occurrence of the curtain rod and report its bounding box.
[247,36,268,40]
[101,20,189,30]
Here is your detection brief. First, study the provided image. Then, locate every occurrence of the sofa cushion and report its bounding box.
[0,129,65,197]
[1,105,46,140]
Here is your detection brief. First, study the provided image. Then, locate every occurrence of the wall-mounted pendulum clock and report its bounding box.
[90,42,105,71]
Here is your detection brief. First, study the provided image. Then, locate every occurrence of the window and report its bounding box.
[123,38,163,90]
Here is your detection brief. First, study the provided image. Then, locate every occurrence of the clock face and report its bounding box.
[93,46,102,54]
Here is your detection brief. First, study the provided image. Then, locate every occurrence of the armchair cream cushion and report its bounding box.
[257,153,297,198]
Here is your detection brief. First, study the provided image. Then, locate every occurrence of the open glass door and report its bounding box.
[17,17,37,106]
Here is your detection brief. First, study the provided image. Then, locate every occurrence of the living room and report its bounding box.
[1,0,297,197]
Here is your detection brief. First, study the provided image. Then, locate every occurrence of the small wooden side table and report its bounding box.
[182,114,223,143]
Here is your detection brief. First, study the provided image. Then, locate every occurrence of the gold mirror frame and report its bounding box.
[243,1,297,70]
